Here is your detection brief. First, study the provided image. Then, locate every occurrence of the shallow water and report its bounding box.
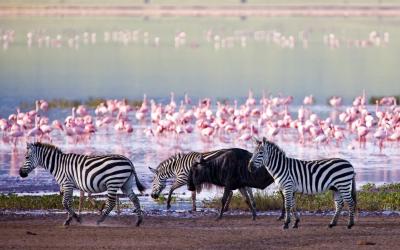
[0,105,399,210]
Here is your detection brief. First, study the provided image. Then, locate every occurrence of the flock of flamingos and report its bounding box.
[0,91,399,151]
[0,28,390,50]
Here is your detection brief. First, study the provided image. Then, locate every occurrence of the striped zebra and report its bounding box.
[149,149,229,211]
[19,142,145,226]
[248,137,356,229]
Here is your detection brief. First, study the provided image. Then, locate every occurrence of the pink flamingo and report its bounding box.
[374,127,387,152]
[357,125,368,148]
[303,95,314,105]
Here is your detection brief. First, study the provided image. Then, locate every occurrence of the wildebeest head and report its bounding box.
[149,166,166,199]
[19,143,39,178]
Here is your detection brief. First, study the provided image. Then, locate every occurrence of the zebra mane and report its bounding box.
[265,140,286,157]
[157,152,186,169]
[32,142,63,154]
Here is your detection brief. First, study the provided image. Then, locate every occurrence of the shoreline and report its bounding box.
[1,208,400,218]
[1,5,400,17]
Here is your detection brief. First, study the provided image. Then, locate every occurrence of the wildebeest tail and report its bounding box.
[187,168,196,192]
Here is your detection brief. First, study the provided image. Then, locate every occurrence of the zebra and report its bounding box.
[19,142,145,226]
[248,137,356,229]
[149,149,230,211]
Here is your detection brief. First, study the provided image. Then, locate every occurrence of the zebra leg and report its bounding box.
[167,181,183,210]
[217,188,231,220]
[223,190,233,212]
[246,187,256,211]
[78,190,85,214]
[121,181,143,227]
[191,191,197,211]
[239,187,256,220]
[291,195,300,228]
[61,184,81,226]
[277,191,285,221]
[329,191,344,228]
[96,188,118,225]
[115,195,121,215]
[343,193,356,229]
[85,193,104,215]
[283,190,293,229]
[128,192,143,227]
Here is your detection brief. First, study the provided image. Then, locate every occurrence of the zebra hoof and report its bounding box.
[96,220,102,226]
[136,215,143,227]
[347,224,354,229]
[328,223,336,228]
[277,215,284,221]
[74,215,82,224]
[63,220,70,227]
[283,223,289,230]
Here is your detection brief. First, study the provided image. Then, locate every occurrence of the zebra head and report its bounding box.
[19,143,40,178]
[248,137,269,172]
[149,166,166,199]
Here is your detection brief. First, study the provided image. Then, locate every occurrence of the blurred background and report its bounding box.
[0,0,399,108]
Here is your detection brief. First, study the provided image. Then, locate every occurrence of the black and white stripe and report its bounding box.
[19,142,145,226]
[248,137,356,229]
[150,149,227,210]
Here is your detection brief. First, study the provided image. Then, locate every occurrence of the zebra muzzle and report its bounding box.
[19,169,28,178]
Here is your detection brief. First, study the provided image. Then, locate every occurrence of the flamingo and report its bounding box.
[374,127,387,152]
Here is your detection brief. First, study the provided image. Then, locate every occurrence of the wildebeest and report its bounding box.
[187,148,284,220]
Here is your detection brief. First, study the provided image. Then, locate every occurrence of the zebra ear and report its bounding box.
[148,167,157,174]
[262,137,268,144]
[252,136,261,145]
[194,155,203,165]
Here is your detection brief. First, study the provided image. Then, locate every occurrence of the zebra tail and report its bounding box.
[351,175,357,205]
[132,167,146,193]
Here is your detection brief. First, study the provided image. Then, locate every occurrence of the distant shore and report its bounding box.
[1,4,400,17]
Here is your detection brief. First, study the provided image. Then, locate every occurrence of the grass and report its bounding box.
[0,194,104,210]
[0,183,399,212]
[204,183,400,212]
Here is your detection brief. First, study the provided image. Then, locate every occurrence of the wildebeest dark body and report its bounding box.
[188,148,284,220]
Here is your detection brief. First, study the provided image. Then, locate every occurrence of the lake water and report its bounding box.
[0,105,399,202]
[1,15,400,103]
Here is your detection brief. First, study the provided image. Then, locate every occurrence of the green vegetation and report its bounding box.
[153,194,177,205]
[1,183,399,212]
[204,183,400,212]
[368,95,400,105]
[19,98,142,110]
[0,194,104,210]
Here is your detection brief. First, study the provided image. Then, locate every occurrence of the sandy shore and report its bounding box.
[1,213,400,249]
[1,5,400,17]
